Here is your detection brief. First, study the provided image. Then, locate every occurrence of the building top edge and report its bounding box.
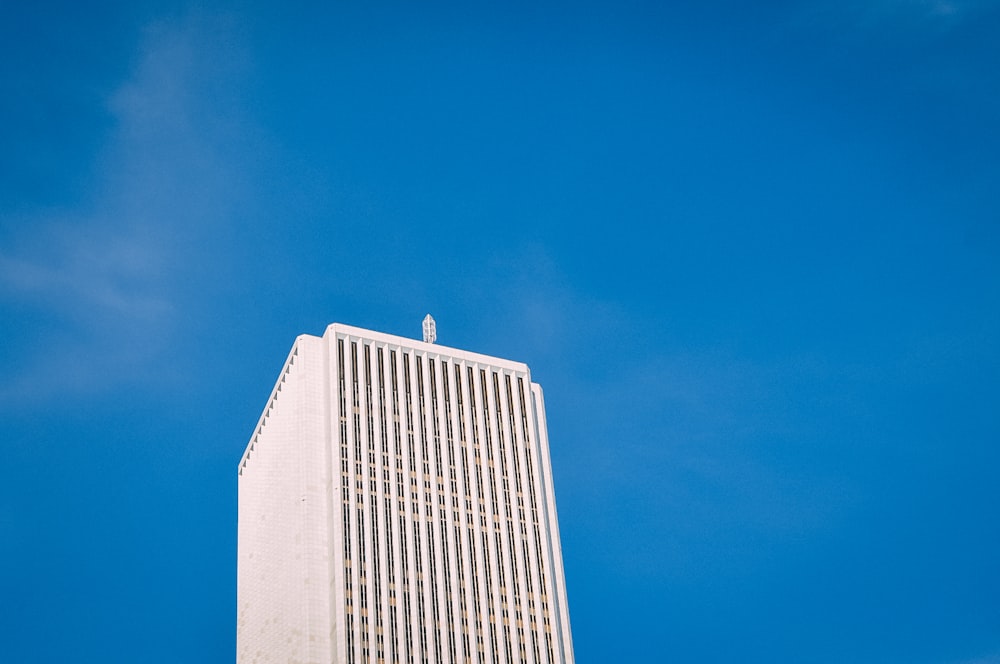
[238,324,544,473]
[324,322,531,373]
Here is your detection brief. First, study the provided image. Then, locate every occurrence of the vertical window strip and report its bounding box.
[491,372,515,664]
[430,359,457,664]
[417,357,443,664]
[468,519,484,664]
[503,375,527,663]
[379,348,401,664]
[404,354,429,664]
[453,522,470,662]
[352,342,371,664]
[339,340,356,664]
[516,379,552,664]
[413,528,428,664]
[366,345,385,663]
[469,368,485,505]
[385,493,399,661]
[466,367,487,664]
[515,379,540,663]
[441,362,464,663]
[440,510,456,664]
[429,360,445,479]
[453,364,477,663]
[481,528,499,664]
[392,351,415,664]
[426,520,443,664]
[478,369,501,664]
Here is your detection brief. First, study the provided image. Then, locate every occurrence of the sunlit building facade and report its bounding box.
[237,321,574,664]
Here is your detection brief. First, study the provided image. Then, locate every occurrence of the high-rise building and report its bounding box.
[237,320,574,664]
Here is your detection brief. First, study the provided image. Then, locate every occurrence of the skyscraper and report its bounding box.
[237,320,575,664]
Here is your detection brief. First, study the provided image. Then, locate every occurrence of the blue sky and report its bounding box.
[2,1,998,662]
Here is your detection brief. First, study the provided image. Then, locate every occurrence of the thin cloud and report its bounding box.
[0,13,251,404]
[0,222,172,319]
[792,0,988,32]
[952,653,1000,664]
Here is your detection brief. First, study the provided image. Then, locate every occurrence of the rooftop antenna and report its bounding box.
[422,314,437,344]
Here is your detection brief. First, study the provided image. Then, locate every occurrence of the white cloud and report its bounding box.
[0,221,171,319]
[0,13,251,404]
[951,653,1000,664]
[792,0,986,32]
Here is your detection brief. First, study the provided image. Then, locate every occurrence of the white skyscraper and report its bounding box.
[237,320,574,664]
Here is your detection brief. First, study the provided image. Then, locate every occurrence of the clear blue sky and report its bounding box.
[2,1,998,662]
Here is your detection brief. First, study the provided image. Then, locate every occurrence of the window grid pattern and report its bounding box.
[334,335,564,664]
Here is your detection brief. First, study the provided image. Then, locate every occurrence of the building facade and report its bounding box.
[237,321,574,664]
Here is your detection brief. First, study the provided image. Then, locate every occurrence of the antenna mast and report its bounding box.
[422,314,437,344]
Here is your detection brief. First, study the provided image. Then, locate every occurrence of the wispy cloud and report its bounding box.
[0,221,172,320]
[792,0,990,32]
[472,244,855,519]
[951,652,1000,664]
[0,13,252,404]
